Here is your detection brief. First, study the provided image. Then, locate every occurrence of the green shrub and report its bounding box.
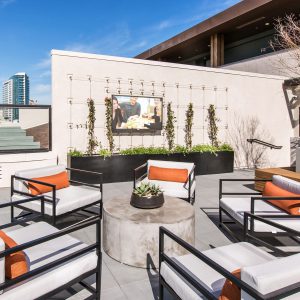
[68,149,84,157]
[99,148,112,158]
[191,144,218,153]
[218,143,234,151]
[119,146,169,155]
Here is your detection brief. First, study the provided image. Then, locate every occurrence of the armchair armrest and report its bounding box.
[12,175,57,215]
[183,165,196,190]
[66,167,103,191]
[219,178,271,199]
[0,196,45,230]
[133,162,148,189]
[244,212,300,257]
[0,216,101,291]
[250,195,300,214]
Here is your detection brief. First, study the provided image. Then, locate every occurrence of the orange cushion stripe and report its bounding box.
[0,230,29,279]
[263,182,300,215]
[219,269,241,300]
[28,171,70,196]
[148,166,188,183]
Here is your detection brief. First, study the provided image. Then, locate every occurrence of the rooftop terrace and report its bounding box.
[0,169,255,300]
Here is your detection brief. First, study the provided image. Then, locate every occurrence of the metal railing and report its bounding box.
[0,104,52,153]
[247,139,282,149]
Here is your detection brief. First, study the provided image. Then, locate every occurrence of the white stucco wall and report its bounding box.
[52,50,295,168]
[18,109,49,129]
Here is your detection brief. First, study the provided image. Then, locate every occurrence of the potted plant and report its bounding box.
[131,182,164,209]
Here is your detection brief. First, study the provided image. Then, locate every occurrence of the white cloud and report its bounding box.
[32,83,51,94]
[39,70,51,78]
[155,20,172,30]
[65,23,132,56]
[35,57,51,69]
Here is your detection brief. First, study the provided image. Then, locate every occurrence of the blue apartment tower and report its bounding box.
[2,72,30,121]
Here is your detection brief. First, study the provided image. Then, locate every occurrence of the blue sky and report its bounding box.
[0,0,240,104]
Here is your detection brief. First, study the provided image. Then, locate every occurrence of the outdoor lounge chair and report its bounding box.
[11,164,103,225]
[159,226,300,300]
[219,175,300,251]
[0,196,101,299]
[134,160,196,203]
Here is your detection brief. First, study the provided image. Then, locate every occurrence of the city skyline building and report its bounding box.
[2,72,30,121]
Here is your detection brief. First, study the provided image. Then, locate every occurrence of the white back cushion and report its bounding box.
[241,252,300,299]
[147,160,194,174]
[14,165,66,193]
[273,175,300,194]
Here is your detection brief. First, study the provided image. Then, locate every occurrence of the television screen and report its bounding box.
[112,95,163,132]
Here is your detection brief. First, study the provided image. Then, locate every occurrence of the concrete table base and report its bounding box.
[103,196,195,268]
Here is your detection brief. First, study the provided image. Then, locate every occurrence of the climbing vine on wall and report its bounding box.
[105,97,114,152]
[165,102,176,151]
[207,104,219,147]
[86,98,98,155]
[184,102,194,150]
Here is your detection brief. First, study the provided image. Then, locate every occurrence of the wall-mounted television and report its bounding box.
[112,95,163,133]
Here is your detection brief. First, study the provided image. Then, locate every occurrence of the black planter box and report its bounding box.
[69,151,234,184]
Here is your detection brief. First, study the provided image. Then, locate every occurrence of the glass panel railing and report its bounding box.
[0,105,51,153]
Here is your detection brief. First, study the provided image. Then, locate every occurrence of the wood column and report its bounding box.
[210,33,224,67]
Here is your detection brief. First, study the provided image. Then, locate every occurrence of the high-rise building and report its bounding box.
[2,79,13,121]
[2,72,30,121]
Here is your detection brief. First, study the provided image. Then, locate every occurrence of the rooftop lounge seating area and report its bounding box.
[0,168,299,299]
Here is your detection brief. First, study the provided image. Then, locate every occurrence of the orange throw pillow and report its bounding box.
[148,166,188,183]
[0,230,28,279]
[263,182,300,215]
[28,171,70,196]
[219,269,241,300]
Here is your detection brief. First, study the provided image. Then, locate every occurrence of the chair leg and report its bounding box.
[10,205,14,223]
[159,277,164,300]
[52,215,56,226]
[219,208,223,228]
[96,253,102,300]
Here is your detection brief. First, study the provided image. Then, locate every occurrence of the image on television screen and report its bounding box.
[112,95,163,132]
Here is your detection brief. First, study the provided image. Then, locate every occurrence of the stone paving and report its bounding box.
[0,169,255,300]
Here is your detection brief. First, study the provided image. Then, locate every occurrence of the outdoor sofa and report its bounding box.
[159,226,300,300]
[11,164,103,225]
[219,175,300,251]
[134,160,196,203]
[0,196,101,299]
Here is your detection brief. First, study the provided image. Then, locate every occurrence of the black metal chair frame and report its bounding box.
[159,226,300,300]
[219,178,300,253]
[0,196,102,299]
[11,167,103,225]
[133,162,196,203]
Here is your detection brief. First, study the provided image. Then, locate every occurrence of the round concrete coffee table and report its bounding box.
[103,196,195,268]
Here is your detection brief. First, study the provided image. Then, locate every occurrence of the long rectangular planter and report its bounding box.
[69,151,234,184]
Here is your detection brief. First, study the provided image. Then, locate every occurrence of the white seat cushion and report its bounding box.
[0,222,97,300]
[161,242,276,300]
[12,185,101,216]
[220,197,300,232]
[140,177,196,199]
[241,252,300,299]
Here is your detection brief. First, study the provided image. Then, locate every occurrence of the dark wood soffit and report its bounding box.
[135,0,274,59]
